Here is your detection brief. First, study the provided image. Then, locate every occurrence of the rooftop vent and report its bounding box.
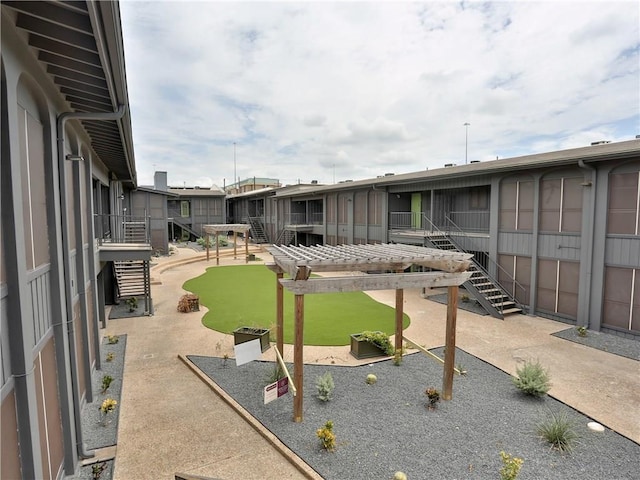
[311,180,318,184]
[444,163,457,167]
[591,140,611,146]
[384,172,395,176]
[470,160,480,164]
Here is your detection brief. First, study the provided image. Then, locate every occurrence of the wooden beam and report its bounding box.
[443,285,458,401]
[245,233,249,263]
[206,234,210,262]
[276,271,284,355]
[215,233,220,266]
[293,294,304,422]
[233,231,237,259]
[395,288,403,354]
[279,271,472,294]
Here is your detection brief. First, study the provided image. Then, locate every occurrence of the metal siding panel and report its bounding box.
[0,295,9,386]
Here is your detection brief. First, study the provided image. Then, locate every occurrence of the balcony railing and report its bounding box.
[94,214,150,245]
[389,211,489,233]
[286,212,324,225]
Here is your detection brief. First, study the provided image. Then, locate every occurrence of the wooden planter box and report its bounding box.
[350,333,387,359]
[233,327,271,352]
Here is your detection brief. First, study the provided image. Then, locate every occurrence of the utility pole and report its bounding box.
[464,123,470,164]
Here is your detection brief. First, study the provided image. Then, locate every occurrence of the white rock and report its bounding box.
[587,421,605,432]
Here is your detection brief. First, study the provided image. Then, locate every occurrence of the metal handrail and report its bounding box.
[444,214,528,306]
[94,213,150,245]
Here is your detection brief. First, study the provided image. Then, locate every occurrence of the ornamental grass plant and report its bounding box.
[513,359,551,397]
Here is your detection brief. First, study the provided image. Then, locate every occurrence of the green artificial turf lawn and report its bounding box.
[183,265,410,346]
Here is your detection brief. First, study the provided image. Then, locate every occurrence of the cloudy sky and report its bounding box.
[120,1,639,188]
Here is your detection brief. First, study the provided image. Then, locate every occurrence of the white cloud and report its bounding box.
[120,0,640,187]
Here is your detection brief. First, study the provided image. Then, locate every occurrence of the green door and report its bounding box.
[411,193,421,228]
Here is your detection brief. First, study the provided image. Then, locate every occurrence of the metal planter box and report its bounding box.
[233,327,271,352]
[350,333,387,359]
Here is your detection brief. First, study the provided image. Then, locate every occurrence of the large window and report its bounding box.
[499,179,533,231]
[354,192,367,224]
[539,176,582,233]
[180,200,190,218]
[536,259,579,318]
[18,105,49,270]
[603,266,640,334]
[498,254,531,305]
[369,191,383,226]
[607,172,640,235]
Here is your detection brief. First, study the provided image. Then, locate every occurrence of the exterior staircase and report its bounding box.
[424,233,522,319]
[169,218,200,240]
[248,216,269,243]
[113,260,152,313]
[274,228,296,246]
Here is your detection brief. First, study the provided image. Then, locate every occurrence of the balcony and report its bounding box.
[286,212,324,227]
[94,214,152,261]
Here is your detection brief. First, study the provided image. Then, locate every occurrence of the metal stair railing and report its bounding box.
[248,216,269,243]
[274,228,296,246]
[443,214,527,313]
[420,215,524,318]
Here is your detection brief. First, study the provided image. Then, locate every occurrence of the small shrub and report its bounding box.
[537,410,578,452]
[266,363,286,385]
[125,296,138,312]
[461,293,470,303]
[316,371,335,402]
[576,326,587,337]
[513,360,551,397]
[91,462,107,479]
[425,387,441,410]
[393,472,408,480]
[316,420,336,451]
[107,335,119,345]
[106,352,114,362]
[101,375,113,394]
[99,398,117,414]
[499,451,523,480]
[393,350,403,366]
[366,373,377,385]
[456,363,467,376]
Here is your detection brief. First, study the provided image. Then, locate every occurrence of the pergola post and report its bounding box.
[215,233,220,265]
[233,231,238,259]
[293,294,304,422]
[395,288,404,354]
[276,271,284,354]
[443,285,458,400]
[206,234,210,262]
[245,234,249,263]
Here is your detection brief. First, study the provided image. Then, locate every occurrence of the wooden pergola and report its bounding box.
[202,224,252,265]
[265,243,473,422]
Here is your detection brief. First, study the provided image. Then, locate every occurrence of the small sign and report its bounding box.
[234,339,262,366]
[264,377,289,404]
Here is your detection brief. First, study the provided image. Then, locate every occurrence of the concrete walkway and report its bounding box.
[105,246,640,480]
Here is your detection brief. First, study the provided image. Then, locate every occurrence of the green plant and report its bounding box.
[537,410,579,452]
[100,398,117,414]
[316,420,336,451]
[101,375,113,394]
[316,371,335,401]
[357,331,395,356]
[456,363,467,375]
[106,352,114,362]
[107,335,119,345]
[393,349,403,366]
[425,387,441,410]
[461,293,470,303]
[499,451,523,480]
[576,326,587,337]
[266,362,286,385]
[222,353,229,367]
[125,296,138,312]
[366,373,377,385]
[91,462,107,479]
[513,360,551,397]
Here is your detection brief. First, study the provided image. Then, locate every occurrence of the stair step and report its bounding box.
[502,308,522,315]
[492,301,516,308]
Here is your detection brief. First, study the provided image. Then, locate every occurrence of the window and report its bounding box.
[539,176,582,233]
[180,200,190,218]
[338,195,348,224]
[536,259,579,318]
[607,172,639,235]
[326,195,336,223]
[369,191,383,225]
[603,266,640,333]
[499,179,533,231]
[469,186,489,210]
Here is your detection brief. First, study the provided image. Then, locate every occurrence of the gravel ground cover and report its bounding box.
[69,335,126,479]
[552,327,640,361]
[189,349,640,480]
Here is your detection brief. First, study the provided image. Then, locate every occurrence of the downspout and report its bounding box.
[578,159,596,329]
[56,105,126,459]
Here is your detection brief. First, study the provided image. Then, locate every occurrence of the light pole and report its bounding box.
[233,142,237,190]
[463,122,470,164]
